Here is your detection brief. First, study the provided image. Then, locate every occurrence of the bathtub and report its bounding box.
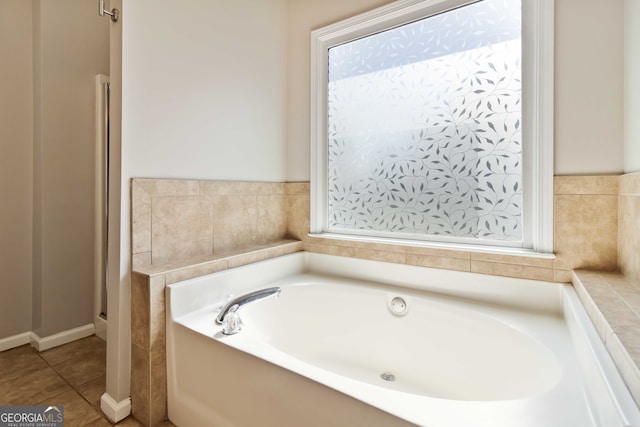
[166,252,640,427]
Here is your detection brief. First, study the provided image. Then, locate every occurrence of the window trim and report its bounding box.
[310,0,554,254]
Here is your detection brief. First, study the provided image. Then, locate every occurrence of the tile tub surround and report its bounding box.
[129,175,632,425]
[619,172,640,282]
[572,270,640,407]
[130,240,303,426]
[132,179,294,269]
[292,176,620,283]
[132,176,622,283]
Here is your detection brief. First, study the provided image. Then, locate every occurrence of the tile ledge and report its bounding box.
[572,269,640,407]
[133,239,303,277]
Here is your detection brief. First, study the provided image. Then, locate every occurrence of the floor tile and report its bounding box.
[40,336,106,366]
[0,345,49,382]
[0,366,71,405]
[37,389,102,426]
[51,351,106,389]
[81,417,113,426]
[1,336,175,426]
[114,416,146,426]
[83,415,146,426]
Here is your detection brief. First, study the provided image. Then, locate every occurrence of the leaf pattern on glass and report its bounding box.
[327,0,522,242]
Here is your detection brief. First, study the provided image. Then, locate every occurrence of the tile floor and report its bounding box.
[0,335,174,427]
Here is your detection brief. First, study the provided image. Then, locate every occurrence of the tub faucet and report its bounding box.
[216,287,281,334]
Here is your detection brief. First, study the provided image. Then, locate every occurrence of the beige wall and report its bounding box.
[0,1,34,339]
[624,0,640,173]
[32,0,110,337]
[0,0,109,341]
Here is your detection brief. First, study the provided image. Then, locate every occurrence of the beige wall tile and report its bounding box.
[554,269,573,283]
[406,253,471,272]
[227,248,281,269]
[303,242,356,257]
[352,248,406,264]
[133,252,152,270]
[406,246,471,260]
[268,240,304,258]
[212,195,258,252]
[285,182,310,195]
[287,193,310,241]
[130,342,150,427]
[165,260,228,285]
[617,290,640,315]
[554,175,619,195]
[471,260,554,281]
[620,172,640,195]
[130,272,150,351]
[554,194,618,271]
[151,196,213,264]
[471,252,553,268]
[132,181,152,255]
[619,194,640,281]
[257,195,288,242]
[307,236,405,254]
[200,181,285,196]
[136,179,200,197]
[617,330,640,363]
[150,348,167,426]
[149,275,166,352]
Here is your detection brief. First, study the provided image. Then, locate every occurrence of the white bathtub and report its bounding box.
[166,252,640,427]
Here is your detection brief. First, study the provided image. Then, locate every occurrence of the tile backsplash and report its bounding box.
[132,179,290,268]
[131,175,635,282]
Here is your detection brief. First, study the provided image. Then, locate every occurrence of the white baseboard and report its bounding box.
[0,332,32,352]
[30,323,96,352]
[95,316,107,341]
[100,393,131,424]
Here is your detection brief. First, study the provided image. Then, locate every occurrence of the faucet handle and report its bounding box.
[221,304,242,335]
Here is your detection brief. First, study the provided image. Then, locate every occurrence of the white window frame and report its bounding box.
[310,0,554,255]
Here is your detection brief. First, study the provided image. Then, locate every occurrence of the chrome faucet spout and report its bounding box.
[216,287,281,325]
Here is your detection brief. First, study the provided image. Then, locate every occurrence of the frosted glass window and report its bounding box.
[326,0,523,243]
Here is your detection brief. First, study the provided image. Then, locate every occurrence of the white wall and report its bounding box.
[123,0,288,181]
[0,0,33,339]
[554,0,624,175]
[624,0,640,172]
[286,0,625,179]
[286,0,395,182]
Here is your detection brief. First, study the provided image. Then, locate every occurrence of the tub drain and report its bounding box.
[380,372,396,382]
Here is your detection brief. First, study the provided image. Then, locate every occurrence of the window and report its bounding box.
[311,0,554,253]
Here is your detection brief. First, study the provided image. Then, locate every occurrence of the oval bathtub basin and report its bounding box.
[243,280,562,401]
[167,252,640,427]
